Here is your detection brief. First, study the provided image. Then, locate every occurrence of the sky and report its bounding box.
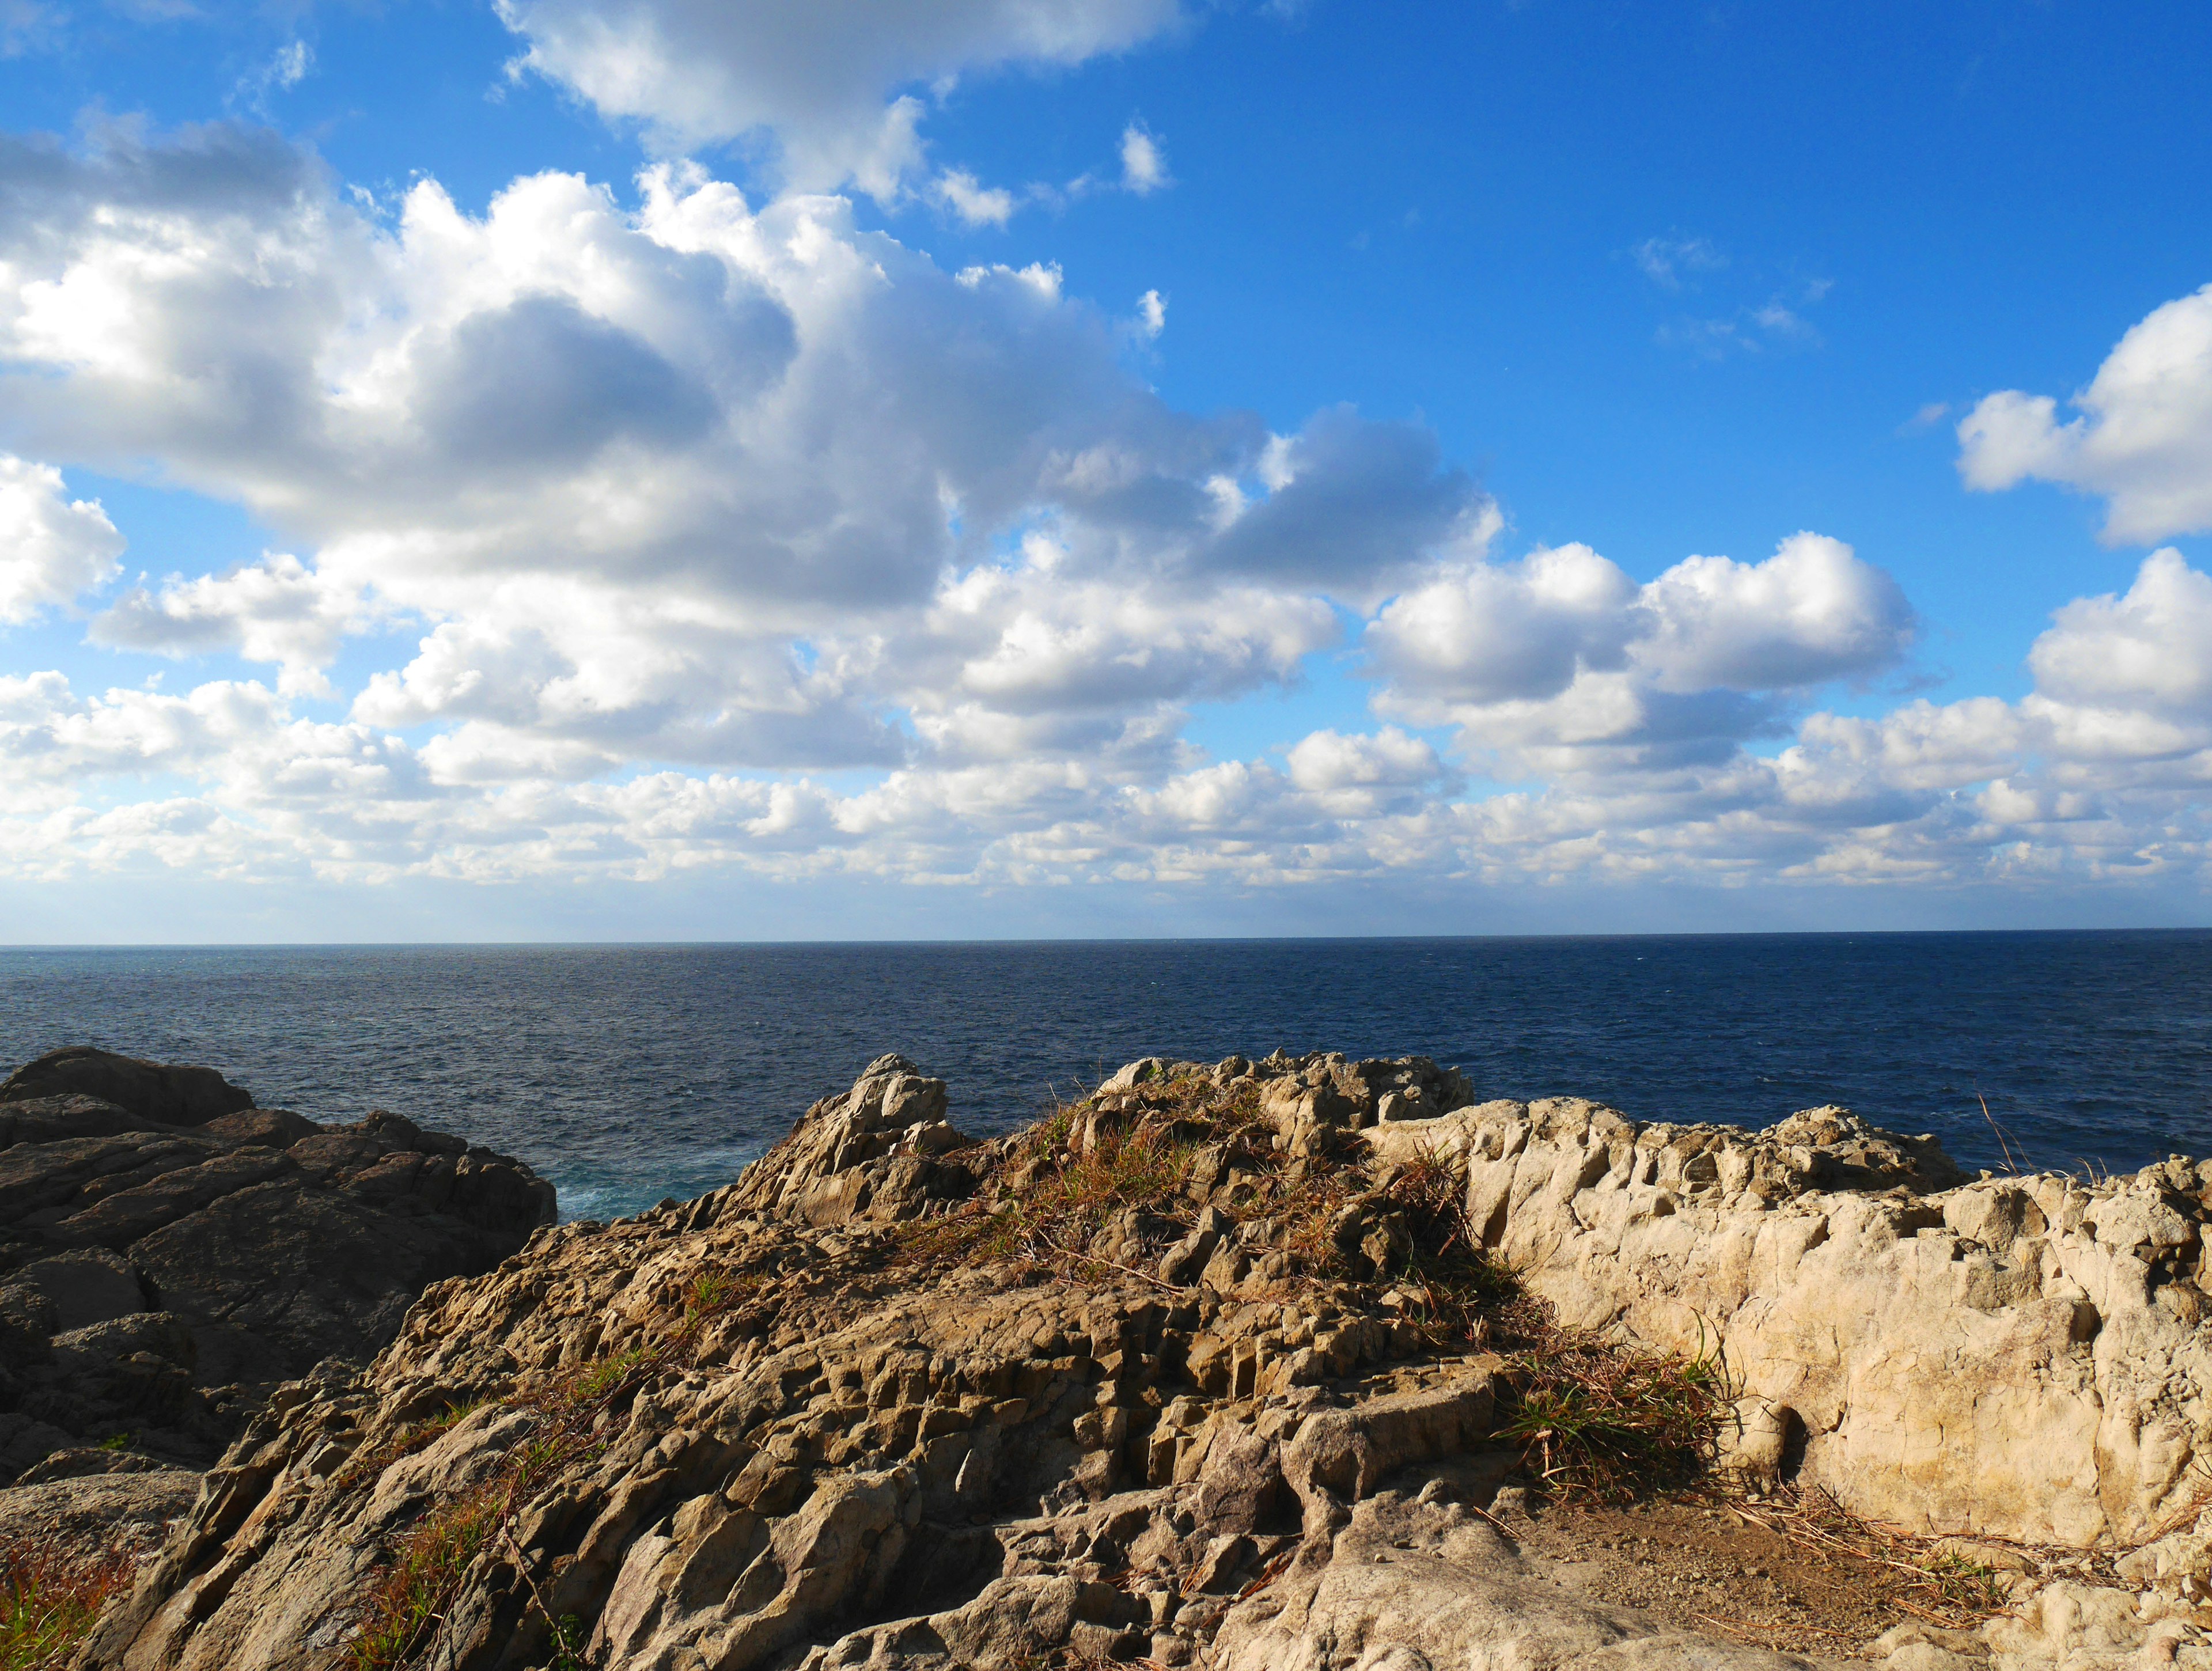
[2,1,2211,942]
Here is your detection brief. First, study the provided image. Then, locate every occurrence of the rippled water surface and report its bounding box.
[2,933,2207,1219]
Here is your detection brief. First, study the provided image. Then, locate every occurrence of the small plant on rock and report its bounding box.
[2,1534,131,1671]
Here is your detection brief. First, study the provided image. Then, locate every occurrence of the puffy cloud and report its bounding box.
[1206,407,1491,591]
[1365,543,1639,709]
[0,127,1490,780]
[10,128,2212,910]
[494,0,1184,191]
[10,533,2212,897]
[1635,533,1915,692]
[0,453,124,623]
[1959,282,2212,544]
[89,553,366,696]
[930,168,1016,226]
[2028,548,2212,719]
[909,550,1337,763]
[1366,532,1914,772]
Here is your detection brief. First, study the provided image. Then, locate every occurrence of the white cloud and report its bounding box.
[1120,122,1168,194]
[2027,547,2212,727]
[0,127,1493,783]
[930,167,1016,226]
[494,0,1184,196]
[89,553,367,698]
[1958,283,2212,544]
[1631,234,1725,290]
[9,129,2212,910]
[12,533,2212,897]
[1366,533,1914,773]
[0,454,125,624]
[1635,532,1915,692]
[234,39,313,113]
[1137,287,1165,338]
[1366,543,1639,709]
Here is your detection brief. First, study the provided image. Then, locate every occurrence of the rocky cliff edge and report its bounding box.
[75,1051,2212,1671]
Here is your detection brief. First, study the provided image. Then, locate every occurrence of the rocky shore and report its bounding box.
[15,1047,2212,1669]
[0,1045,555,1585]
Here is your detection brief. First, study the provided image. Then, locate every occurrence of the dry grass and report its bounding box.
[1,1534,131,1671]
[900,1070,1730,1507]
[1730,1483,2025,1624]
[1498,1335,1730,1503]
[900,1070,1397,1290]
[349,1274,750,1670]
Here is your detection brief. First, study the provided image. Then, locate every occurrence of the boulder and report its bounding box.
[0,1465,201,1552]
[720,1052,978,1227]
[0,1045,254,1127]
[9,1247,147,1331]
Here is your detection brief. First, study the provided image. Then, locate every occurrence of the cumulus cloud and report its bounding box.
[1959,282,2212,544]
[9,127,2212,908]
[495,0,1184,194]
[2025,547,2212,737]
[1636,533,1915,692]
[89,553,366,697]
[1366,533,1915,772]
[12,541,2212,899]
[0,454,125,623]
[0,125,1493,780]
[930,167,1016,226]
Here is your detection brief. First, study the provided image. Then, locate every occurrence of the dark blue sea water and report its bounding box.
[2,933,2207,1221]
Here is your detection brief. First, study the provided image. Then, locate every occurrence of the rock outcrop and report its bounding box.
[1366,1096,2212,1548]
[70,1052,2212,1671]
[0,1047,558,1485]
[1,1045,256,1129]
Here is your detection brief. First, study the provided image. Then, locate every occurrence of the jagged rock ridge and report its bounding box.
[77,1051,2212,1670]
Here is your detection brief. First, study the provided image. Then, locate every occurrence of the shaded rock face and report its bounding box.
[0,1045,255,1128]
[0,1051,556,1486]
[77,1052,2212,1671]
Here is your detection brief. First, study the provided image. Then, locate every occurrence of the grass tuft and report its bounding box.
[348,1490,501,1671]
[1,1534,132,1671]
[1498,1336,1730,1503]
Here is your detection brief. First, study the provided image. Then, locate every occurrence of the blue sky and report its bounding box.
[2,0,2210,940]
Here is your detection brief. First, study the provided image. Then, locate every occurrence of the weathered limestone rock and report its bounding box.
[0,1464,200,1552]
[1363,1096,2212,1546]
[1213,1488,1835,1671]
[722,1054,979,1228]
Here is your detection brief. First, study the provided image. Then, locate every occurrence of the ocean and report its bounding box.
[2,932,2206,1221]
